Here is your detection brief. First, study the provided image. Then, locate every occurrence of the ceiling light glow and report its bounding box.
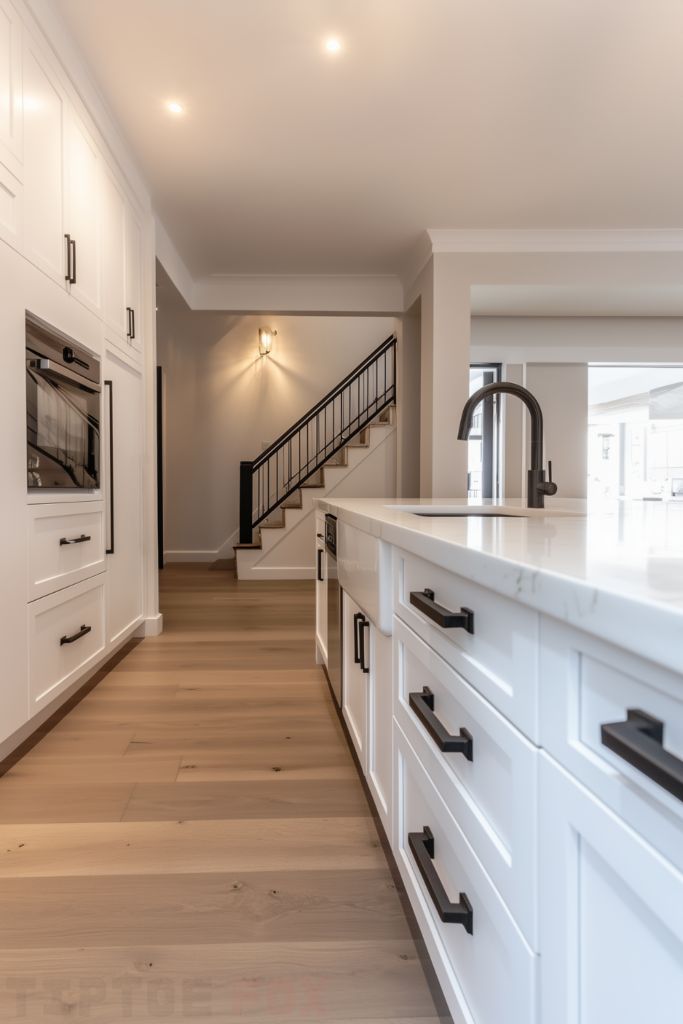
[326,39,340,52]
[168,102,183,113]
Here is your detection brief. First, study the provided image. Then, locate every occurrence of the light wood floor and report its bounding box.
[0,563,448,1022]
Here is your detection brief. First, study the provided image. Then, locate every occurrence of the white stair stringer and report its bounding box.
[236,417,396,580]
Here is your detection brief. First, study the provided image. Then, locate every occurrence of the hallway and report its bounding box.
[0,565,444,1021]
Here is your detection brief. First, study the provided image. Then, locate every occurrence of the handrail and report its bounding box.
[254,334,396,469]
[239,334,397,543]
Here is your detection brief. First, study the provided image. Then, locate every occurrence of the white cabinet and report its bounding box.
[394,615,539,949]
[342,590,393,832]
[315,514,327,663]
[125,202,143,355]
[65,106,101,317]
[343,590,369,768]
[22,32,66,287]
[395,720,538,1024]
[104,349,143,645]
[29,573,106,716]
[539,751,683,1024]
[28,501,105,601]
[102,166,127,343]
[0,0,22,177]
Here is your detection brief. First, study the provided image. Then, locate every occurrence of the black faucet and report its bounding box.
[457,382,558,508]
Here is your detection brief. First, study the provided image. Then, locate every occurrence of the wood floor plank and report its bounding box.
[0,869,410,948]
[0,817,384,877]
[0,940,438,1022]
[0,564,445,1022]
[0,783,135,824]
[121,779,371,821]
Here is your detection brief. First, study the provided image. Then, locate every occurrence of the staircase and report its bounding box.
[235,335,397,580]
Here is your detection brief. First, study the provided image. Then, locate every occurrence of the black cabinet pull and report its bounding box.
[64,234,76,284]
[60,624,91,646]
[317,548,324,582]
[353,612,365,664]
[410,590,474,634]
[360,619,370,674]
[127,307,135,340]
[409,827,473,933]
[409,687,473,759]
[105,380,114,554]
[601,708,683,803]
[60,534,91,546]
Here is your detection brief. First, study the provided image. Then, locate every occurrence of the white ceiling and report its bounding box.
[51,0,683,281]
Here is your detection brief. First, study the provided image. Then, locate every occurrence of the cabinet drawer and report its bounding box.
[539,615,683,873]
[29,574,106,715]
[395,616,539,949]
[540,752,683,1024]
[395,548,539,740]
[395,720,537,1024]
[29,502,105,601]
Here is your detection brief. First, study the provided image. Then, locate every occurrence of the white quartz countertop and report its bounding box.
[314,496,683,675]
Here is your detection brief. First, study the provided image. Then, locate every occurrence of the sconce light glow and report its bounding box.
[259,328,276,356]
[168,102,183,114]
[326,39,341,52]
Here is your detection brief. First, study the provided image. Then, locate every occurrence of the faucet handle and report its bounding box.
[538,461,558,496]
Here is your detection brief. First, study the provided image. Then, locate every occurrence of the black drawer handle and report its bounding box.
[317,548,324,582]
[60,534,91,546]
[409,687,473,759]
[60,624,91,646]
[359,619,370,674]
[409,827,473,933]
[601,708,683,803]
[353,612,365,664]
[410,590,474,634]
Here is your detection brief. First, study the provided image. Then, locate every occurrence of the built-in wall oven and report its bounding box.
[325,514,342,706]
[26,312,100,490]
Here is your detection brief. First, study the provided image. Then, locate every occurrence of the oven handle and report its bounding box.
[27,358,101,393]
[105,380,114,554]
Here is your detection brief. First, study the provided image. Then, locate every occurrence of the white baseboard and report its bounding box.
[240,567,316,581]
[133,613,164,637]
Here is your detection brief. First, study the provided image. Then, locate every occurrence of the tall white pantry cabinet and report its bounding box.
[0,0,160,759]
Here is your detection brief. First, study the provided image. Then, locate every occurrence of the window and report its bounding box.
[468,364,501,500]
[588,365,683,501]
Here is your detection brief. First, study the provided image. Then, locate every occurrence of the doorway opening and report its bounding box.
[468,363,502,499]
[588,364,683,501]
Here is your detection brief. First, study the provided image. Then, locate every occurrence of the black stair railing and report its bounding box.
[239,334,397,543]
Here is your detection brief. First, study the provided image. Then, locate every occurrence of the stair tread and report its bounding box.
[234,542,262,549]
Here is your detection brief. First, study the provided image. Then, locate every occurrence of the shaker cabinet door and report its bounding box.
[343,591,369,771]
[539,751,683,1024]
[0,0,23,175]
[22,33,66,286]
[102,167,127,342]
[104,348,143,645]
[65,106,101,316]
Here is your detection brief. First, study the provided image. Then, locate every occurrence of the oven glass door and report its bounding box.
[27,366,100,488]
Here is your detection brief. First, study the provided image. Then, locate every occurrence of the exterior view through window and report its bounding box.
[588,365,683,502]
[468,364,501,500]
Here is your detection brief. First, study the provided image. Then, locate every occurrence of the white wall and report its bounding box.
[156,264,395,560]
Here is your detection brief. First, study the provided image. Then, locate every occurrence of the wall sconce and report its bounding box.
[259,328,276,356]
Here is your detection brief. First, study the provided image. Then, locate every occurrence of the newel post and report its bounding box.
[239,461,254,544]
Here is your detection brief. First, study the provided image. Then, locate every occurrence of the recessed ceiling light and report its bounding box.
[326,39,340,52]
[168,102,183,113]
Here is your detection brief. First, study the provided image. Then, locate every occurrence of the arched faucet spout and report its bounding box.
[458,382,557,508]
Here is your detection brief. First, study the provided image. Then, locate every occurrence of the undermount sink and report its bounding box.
[389,504,586,519]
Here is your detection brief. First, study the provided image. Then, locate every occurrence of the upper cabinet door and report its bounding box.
[0,0,22,177]
[125,202,143,355]
[102,166,127,340]
[65,106,101,316]
[22,34,66,287]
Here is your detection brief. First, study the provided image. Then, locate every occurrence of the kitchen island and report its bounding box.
[314,497,683,1024]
